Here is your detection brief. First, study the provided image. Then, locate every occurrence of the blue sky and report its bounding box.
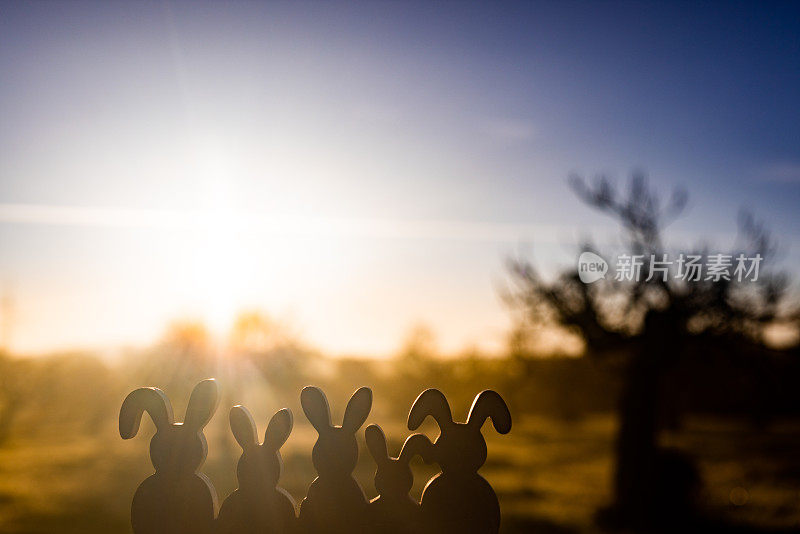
[1,1,798,355]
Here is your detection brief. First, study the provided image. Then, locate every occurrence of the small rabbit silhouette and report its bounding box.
[365,424,434,534]
[407,389,511,534]
[216,405,297,534]
[119,379,219,534]
[298,386,372,534]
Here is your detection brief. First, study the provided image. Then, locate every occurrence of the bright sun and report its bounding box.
[190,137,250,335]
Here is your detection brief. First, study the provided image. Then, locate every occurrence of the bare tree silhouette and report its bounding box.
[506,171,799,528]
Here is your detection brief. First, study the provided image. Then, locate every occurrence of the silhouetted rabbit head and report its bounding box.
[119,379,219,475]
[407,389,510,474]
[366,424,434,498]
[230,405,293,490]
[302,386,372,478]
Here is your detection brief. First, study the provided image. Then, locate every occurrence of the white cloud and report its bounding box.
[758,162,800,183]
[0,202,576,243]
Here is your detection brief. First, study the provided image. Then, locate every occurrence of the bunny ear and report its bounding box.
[184,379,219,431]
[119,387,174,439]
[342,387,372,432]
[398,433,436,464]
[365,424,389,464]
[466,390,511,434]
[264,408,293,451]
[301,386,332,432]
[229,405,258,450]
[407,389,453,431]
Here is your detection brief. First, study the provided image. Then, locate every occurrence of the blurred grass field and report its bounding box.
[1,410,798,534]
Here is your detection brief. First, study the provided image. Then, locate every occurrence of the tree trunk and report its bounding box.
[610,311,678,527]
[612,348,659,525]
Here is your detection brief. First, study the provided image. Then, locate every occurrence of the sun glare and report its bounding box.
[185,135,355,341]
[190,138,249,336]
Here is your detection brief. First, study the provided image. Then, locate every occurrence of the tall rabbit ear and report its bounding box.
[466,390,511,434]
[398,433,436,464]
[342,387,372,432]
[301,386,332,432]
[264,408,293,451]
[407,389,453,432]
[230,405,258,451]
[184,379,219,431]
[120,387,174,439]
[365,424,389,465]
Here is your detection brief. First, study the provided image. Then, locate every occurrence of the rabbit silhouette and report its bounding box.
[365,424,434,534]
[216,405,297,534]
[298,386,372,534]
[407,389,511,534]
[119,379,219,534]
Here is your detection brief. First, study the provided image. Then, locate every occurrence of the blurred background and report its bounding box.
[1,1,800,532]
